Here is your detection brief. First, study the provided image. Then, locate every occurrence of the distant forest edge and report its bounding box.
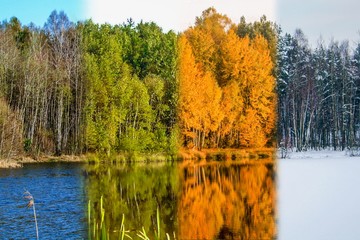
[0,8,357,159]
[278,30,360,151]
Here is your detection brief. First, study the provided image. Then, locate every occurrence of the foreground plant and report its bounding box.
[24,190,39,240]
[88,197,176,240]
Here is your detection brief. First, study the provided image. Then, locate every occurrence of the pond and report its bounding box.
[85,159,276,239]
[2,153,360,239]
[0,158,276,239]
[0,163,87,239]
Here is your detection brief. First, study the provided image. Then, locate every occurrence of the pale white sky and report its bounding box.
[85,0,276,32]
[277,0,360,48]
[85,0,360,48]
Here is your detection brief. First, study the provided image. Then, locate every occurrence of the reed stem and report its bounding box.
[24,190,39,240]
[33,200,39,240]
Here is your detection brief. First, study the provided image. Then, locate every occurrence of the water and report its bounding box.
[85,160,276,239]
[0,159,276,239]
[85,162,180,239]
[2,154,360,239]
[278,157,360,240]
[0,163,87,239]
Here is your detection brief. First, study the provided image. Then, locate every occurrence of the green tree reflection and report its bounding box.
[85,163,179,239]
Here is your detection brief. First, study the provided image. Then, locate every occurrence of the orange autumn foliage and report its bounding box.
[178,35,201,138]
[178,35,222,148]
[177,162,276,239]
[178,8,276,149]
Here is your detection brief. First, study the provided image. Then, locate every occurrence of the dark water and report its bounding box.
[86,160,276,239]
[0,163,87,239]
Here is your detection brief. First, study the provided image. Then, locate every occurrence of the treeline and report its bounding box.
[178,8,277,149]
[277,29,360,151]
[82,18,178,155]
[0,11,84,157]
[0,8,277,158]
[0,10,178,157]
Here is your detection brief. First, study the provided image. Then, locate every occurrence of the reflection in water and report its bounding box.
[85,159,276,239]
[178,161,276,240]
[85,163,179,239]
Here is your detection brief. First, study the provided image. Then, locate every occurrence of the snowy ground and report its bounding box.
[278,149,360,240]
[277,148,360,160]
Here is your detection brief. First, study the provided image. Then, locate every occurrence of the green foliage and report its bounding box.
[168,125,181,157]
[83,20,125,154]
[121,22,178,129]
[24,138,32,153]
[81,19,179,156]
[0,11,180,158]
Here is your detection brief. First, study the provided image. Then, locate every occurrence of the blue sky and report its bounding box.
[0,0,85,26]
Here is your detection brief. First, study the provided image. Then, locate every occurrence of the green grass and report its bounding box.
[88,197,175,240]
[85,152,172,165]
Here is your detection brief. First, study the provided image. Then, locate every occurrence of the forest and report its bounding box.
[3,7,357,159]
[0,8,278,159]
[277,29,360,151]
[0,10,178,158]
[178,9,276,149]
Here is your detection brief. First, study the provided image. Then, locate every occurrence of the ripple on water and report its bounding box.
[0,163,87,239]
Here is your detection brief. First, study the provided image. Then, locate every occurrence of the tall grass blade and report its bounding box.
[137,227,150,240]
[100,196,104,228]
[156,207,160,239]
[88,200,91,238]
[88,196,173,240]
[118,214,133,240]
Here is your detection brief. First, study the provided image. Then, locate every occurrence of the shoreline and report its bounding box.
[0,155,86,169]
[178,147,276,160]
[0,148,276,169]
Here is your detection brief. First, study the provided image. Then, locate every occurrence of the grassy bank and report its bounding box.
[0,151,172,168]
[0,148,275,168]
[85,152,172,164]
[0,155,86,169]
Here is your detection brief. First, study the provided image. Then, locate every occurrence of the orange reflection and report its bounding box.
[178,161,276,239]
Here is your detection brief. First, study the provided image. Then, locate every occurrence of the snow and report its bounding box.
[278,149,355,160]
[278,150,360,240]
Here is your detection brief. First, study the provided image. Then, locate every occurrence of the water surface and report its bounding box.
[0,163,87,239]
[86,159,276,239]
[0,158,277,239]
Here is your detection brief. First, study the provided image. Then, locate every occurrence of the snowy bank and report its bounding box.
[277,149,360,160]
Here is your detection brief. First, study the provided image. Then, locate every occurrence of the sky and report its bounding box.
[277,0,360,48]
[85,0,276,33]
[0,0,85,26]
[0,0,359,48]
[0,0,276,32]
